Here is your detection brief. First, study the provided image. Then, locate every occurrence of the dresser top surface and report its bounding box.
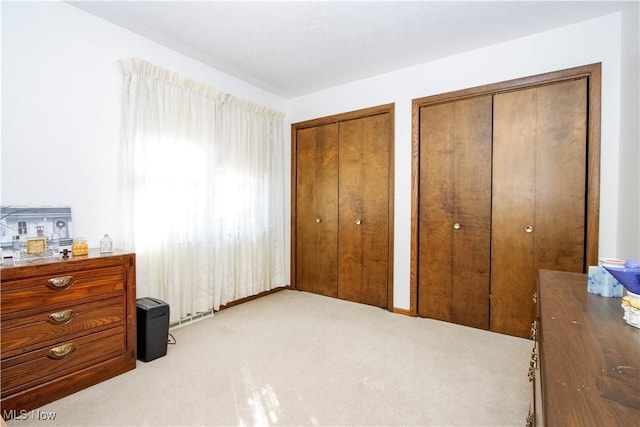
[1,249,134,279]
[538,269,640,425]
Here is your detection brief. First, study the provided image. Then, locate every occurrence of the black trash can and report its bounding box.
[136,297,170,362]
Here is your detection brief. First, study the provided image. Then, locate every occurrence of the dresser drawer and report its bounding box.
[0,266,125,315]
[1,326,125,397]
[1,297,125,358]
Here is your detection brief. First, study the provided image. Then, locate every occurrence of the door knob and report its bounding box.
[524,225,534,233]
[453,223,461,230]
[355,219,362,225]
[316,217,321,223]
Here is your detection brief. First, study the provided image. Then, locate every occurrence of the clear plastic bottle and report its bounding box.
[100,234,113,254]
[12,236,22,261]
[49,233,61,259]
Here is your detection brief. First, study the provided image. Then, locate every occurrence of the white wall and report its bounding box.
[2,2,637,310]
[287,12,633,310]
[617,2,640,259]
[1,1,287,251]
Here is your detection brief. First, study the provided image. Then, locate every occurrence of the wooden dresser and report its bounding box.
[0,250,136,418]
[531,269,640,426]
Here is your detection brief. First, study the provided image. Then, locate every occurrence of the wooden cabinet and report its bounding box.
[412,64,600,337]
[533,270,640,426]
[292,104,394,308]
[0,251,136,418]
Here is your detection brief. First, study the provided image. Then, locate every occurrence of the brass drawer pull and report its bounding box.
[48,309,74,324]
[528,364,536,382]
[48,343,76,359]
[47,276,73,289]
[531,320,537,340]
[528,350,538,382]
[526,410,534,427]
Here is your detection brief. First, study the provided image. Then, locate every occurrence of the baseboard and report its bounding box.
[218,285,291,311]
[391,307,416,317]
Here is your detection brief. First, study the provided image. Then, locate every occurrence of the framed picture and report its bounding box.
[26,238,47,254]
[0,206,73,250]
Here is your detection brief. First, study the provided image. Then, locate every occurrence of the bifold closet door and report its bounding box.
[295,124,339,297]
[338,114,390,308]
[417,96,492,328]
[491,78,587,338]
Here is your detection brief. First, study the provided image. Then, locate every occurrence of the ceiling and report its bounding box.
[68,1,632,99]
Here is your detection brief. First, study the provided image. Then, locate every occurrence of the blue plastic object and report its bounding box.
[603,261,640,295]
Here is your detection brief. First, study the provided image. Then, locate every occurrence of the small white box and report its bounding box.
[587,265,624,297]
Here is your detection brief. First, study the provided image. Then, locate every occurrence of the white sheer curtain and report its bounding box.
[119,59,286,322]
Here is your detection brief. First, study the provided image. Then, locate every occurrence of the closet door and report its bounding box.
[295,124,339,297]
[417,96,492,328]
[491,78,587,338]
[338,113,390,308]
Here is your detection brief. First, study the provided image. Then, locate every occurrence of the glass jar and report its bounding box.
[100,234,113,254]
[72,238,89,256]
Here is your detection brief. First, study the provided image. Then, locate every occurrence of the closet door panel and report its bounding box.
[418,102,454,321]
[492,88,538,337]
[492,79,587,338]
[295,124,339,297]
[418,96,492,328]
[535,79,587,272]
[338,114,390,308]
[450,96,492,329]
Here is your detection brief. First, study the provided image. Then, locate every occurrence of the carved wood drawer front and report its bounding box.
[0,296,125,358]
[0,266,125,315]
[1,326,125,397]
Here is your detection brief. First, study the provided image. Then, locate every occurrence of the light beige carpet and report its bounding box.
[8,290,532,426]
